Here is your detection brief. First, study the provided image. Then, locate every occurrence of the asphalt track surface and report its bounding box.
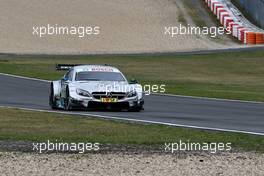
[1,46,264,57]
[1,74,264,135]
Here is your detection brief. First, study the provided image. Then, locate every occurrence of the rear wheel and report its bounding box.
[49,83,57,109]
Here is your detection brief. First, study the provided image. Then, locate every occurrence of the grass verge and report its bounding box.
[0,108,263,152]
[1,51,264,101]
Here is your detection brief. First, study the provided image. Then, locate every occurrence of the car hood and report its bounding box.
[70,81,135,93]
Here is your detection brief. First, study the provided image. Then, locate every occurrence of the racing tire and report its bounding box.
[64,87,73,111]
[128,105,143,112]
[49,83,57,109]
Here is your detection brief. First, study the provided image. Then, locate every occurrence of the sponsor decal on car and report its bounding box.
[91,67,114,72]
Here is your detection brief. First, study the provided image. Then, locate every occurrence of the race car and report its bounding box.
[49,64,144,111]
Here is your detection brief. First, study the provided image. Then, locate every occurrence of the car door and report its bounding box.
[61,69,74,98]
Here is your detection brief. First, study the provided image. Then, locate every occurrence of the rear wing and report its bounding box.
[56,64,80,70]
[56,64,111,70]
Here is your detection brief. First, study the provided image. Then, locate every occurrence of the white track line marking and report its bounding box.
[152,93,264,104]
[1,72,264,104]
[0,105,263,136]
[0,73,50,83]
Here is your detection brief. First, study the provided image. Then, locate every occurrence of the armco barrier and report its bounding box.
[232,23,241,37]
[256,33,264,44]
[203,0,264,44]
[217,8,226,20]
[214,4,224,15]
[224,17,233,28]
[237,26,244,38]
[245,31,256,44]
[211,1,220,11]
[239,28,246,41]
[220,12,230,25]
[230,22,239,37]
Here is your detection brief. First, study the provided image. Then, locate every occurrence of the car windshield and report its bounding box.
[75,71,126,81]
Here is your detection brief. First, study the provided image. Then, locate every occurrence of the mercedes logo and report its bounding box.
[106,92,112,97]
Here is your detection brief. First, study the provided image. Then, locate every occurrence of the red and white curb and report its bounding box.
[204,0,264,45]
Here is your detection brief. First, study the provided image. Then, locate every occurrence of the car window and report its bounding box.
[68,70,74,81]
[64,69,74,81]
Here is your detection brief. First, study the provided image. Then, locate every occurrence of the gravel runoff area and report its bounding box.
[0,0,238,54]
[0,141,263,175]
[0,152,263,175]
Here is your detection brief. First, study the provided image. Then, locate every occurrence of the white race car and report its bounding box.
[49,64,144,111]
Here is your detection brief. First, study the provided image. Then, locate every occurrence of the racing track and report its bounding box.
[0,74,264,135]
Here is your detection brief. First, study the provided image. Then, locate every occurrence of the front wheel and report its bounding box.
[64,88,73,111]
[128,105,143,112]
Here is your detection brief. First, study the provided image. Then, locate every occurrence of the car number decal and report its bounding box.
[101,98,118,103]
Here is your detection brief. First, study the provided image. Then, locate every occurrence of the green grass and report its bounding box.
[182,0,207,28]
[0,108,263,152]
[1,51,264,101]
[177,12,187,26]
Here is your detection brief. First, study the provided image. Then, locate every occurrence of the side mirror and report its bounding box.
[62,76,69,82]
[129,79,138,84]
